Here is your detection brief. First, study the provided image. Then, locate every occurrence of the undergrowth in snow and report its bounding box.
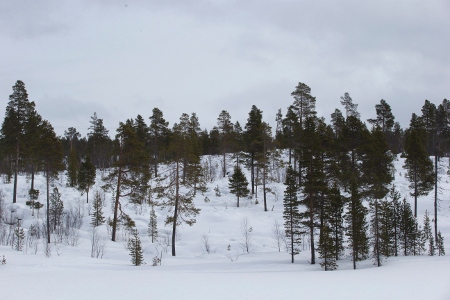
[0,154,449,299]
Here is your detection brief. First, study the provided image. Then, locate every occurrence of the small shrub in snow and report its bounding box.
[214,186,221,197]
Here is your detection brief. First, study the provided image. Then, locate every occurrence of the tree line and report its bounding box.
[0,80,446,268]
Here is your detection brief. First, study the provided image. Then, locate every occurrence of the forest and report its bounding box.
[0,80,447,271]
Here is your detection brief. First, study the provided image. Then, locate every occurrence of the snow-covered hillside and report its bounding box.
[1,155,449,300]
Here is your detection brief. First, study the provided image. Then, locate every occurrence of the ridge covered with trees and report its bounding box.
[0,80,447,269]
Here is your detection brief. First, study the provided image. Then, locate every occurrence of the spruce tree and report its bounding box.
[67,147,78,187]
[399,198,418,256]
[228,165,249,207]
[423,210,435,256]
[127,228,145,266]
[77,155,96,203]
[283,165,301,263]
[436,231,445,256]
[317,223,337,271]
[49,187,64,231]
[14,226,25,251]
[91,191,105,227]
[148,205,158,243]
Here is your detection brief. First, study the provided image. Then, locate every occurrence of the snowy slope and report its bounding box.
[0,155,449,300]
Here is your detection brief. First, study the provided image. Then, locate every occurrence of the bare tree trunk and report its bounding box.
[111,166,122,242]
[172,161,180,257]
[13,142,19,203]
[434,155,438,242]
[46,169,50,244]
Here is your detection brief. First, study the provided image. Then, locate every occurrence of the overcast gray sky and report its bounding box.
[1,0,449,136]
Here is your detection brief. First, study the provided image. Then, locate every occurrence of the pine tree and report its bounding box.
[364,126,394,267]
[228,165,249,207]
[326,184,345,261]
[91,191,105,227]
[39,120,64,244]
[244,105,264,195]
[103,121,151,242]
[156,114,201,256]
[127,228,145,266]
[403,114,434,217]
[77,156,96,203]
[299,116,325,265]
[217,110,234,177]
[283,165,302,263]
[340,115,370,269]
[1,80,36,203]
[64,127,81,187]
[149,108,169,177]
[148,205,158,243]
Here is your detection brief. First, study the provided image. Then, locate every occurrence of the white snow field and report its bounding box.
[1,155,449,300]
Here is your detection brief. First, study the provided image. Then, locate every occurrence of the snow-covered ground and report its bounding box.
[1,155,449,300]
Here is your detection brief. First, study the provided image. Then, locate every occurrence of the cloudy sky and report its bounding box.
[1,0,449,136]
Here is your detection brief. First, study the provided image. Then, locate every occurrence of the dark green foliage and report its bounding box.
[27,188,40,216]
[283,165,301,263]
[127,228,145,266]
[1,80,37,203]
[422,210,435,256]
[103,121,151,242]
[326,184,345,261]
[64,127,81,187]
[244,105,264,195]
[49,187,64,231]
[14,226,25,251]
[340,93,360,118]
[299,116,326,265]
[403,114,435,217]
[156,113,202,256]
[228,165,249,207]
[78,156,96,203]
[91,191,105,227]
[399,198,419,256]
[39,120,64,244]
[67,147,78,187]
[148,205,158,243]
[345,195,369,265]
[317,224,337,271]
[149,108,170,177]
[436,231,445,256]
[87,112,111,169]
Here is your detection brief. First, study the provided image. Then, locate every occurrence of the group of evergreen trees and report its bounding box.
[0,80,447,268]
